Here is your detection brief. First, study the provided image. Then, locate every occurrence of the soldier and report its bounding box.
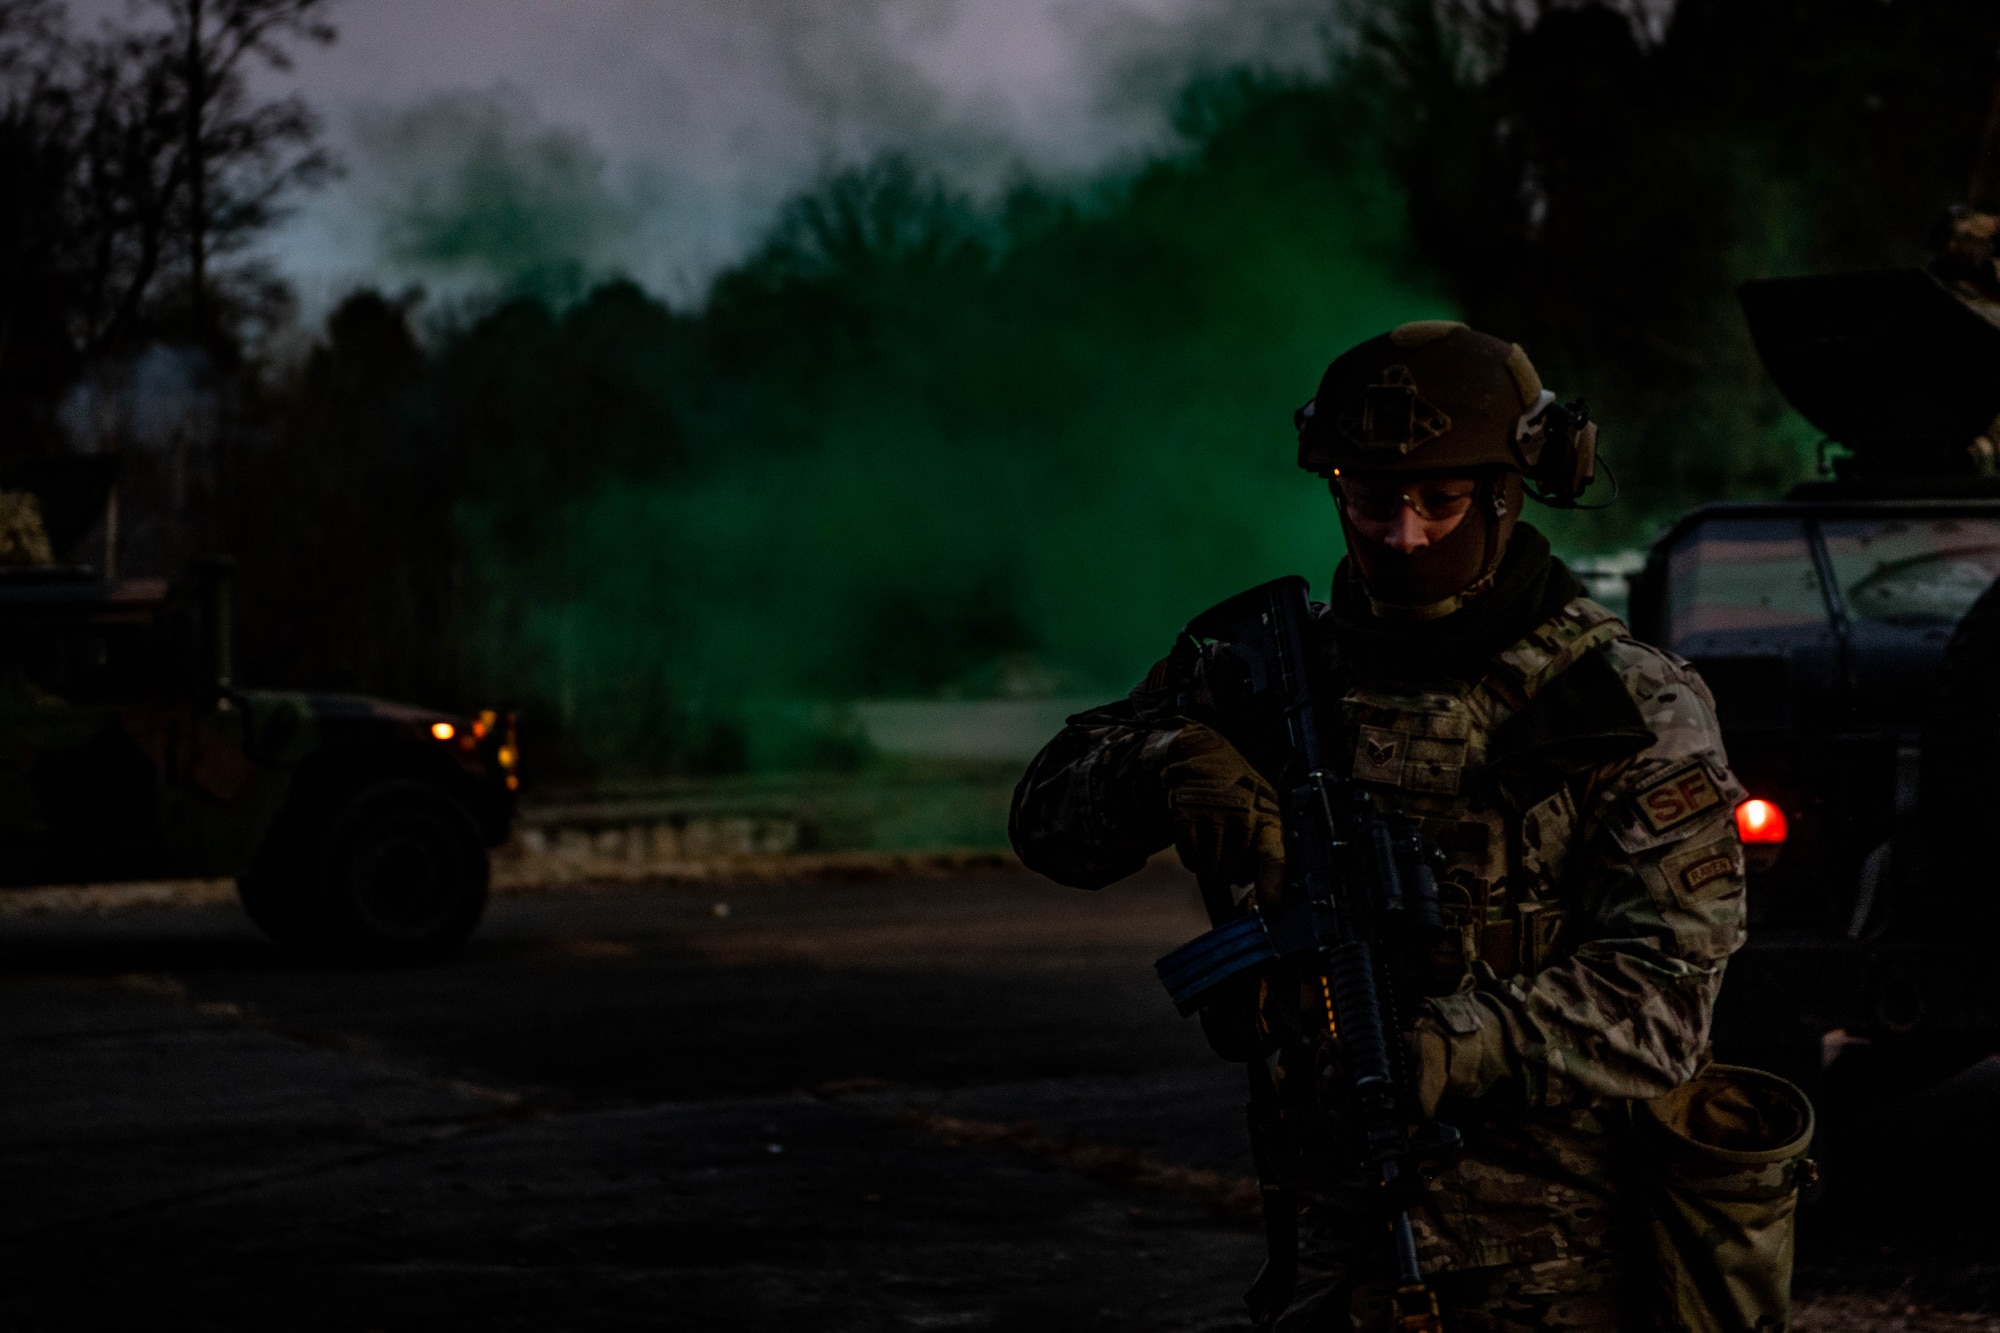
[1010,322,1751,1330]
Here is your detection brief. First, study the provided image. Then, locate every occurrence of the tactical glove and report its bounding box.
[1152,719,1287,910]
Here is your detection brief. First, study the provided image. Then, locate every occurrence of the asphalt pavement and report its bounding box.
[4,863,1998,1331]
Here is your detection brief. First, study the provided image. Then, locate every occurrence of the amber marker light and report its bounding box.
[1736,799,1788,845]
[431,721,456,741]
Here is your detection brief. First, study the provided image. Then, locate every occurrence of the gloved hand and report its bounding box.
[1197,974,1273,1063]
[1407,1020,1451,1119]
[1154,720,1286,910]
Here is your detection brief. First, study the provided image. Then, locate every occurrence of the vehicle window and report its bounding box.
[1819,516,2000,626]
[1667,518,1827,650]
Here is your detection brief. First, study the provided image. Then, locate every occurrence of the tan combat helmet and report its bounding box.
[1295,321,1596,499]
[1294,321,1600,618]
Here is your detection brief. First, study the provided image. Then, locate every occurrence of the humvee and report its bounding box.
[0,459,516,962]
[1627,269,2000,1095]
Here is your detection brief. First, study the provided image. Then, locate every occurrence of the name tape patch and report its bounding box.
[1682,855,1737,892]
[1634,762,1724,834]
[1661,839,1745,904]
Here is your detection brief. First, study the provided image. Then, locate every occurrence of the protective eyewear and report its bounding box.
[1333,479,1478,523]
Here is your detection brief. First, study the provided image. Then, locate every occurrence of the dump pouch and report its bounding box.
[1629,1064,1816,1333]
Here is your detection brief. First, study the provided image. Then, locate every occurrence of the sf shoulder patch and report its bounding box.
[1633,761,1725,834]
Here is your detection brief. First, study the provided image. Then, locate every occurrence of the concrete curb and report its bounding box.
[0,849,1022,918]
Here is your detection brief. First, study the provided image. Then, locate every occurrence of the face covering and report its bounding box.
[1339,473,1523,621]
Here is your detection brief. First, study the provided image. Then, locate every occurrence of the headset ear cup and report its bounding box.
[1567,420,1598,502]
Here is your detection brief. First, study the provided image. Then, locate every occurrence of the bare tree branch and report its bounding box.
[0,0,335,451]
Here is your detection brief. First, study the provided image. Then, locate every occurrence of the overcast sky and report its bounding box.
[72,0,1335,309]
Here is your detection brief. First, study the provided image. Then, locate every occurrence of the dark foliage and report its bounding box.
[226,281,714,771]
[224,289,449,700]
[1360,0,2000,531]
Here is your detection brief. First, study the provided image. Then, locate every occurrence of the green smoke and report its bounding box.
[415,80,1455,770]
[354,90,645,304]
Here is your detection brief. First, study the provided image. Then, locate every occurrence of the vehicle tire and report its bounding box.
[238,779,488,965]
[1941,573,2000,707]
[1811,1029,2000,1179]
[1918,574,2000,929]
[237,845,320,950]
[1928,572,2000,800]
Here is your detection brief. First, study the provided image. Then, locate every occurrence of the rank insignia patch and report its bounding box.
[1633,762,1724,834]
[1353,725,1404,785]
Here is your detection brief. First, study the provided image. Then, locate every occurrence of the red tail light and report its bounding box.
[1736,798,1788,845]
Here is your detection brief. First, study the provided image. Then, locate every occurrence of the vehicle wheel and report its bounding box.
[1919,575,2000,926]
[237,846,319,950]
[1827,1030,2000,1099]
[323,780,489,963]
[239,780,488,964]
[1810,1029,2000,1188]
[1941,573,2000,703]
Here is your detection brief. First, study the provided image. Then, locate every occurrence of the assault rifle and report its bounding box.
[1151,575,1460,1331]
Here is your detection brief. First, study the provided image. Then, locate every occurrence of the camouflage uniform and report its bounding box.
[1012,577,1746,1331]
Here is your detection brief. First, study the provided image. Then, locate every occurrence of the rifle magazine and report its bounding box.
[1155,913,1277,1015]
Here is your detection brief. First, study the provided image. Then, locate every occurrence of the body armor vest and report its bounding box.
[1329,597,1629,990]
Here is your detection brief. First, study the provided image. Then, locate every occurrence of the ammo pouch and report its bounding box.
[1628,1064,1817,1333]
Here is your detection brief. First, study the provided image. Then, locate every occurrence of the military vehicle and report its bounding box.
[0,459,517,962]
[1626,268,2000,1097]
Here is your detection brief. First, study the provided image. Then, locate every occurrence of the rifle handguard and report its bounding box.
[1158,574,1459,1331]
